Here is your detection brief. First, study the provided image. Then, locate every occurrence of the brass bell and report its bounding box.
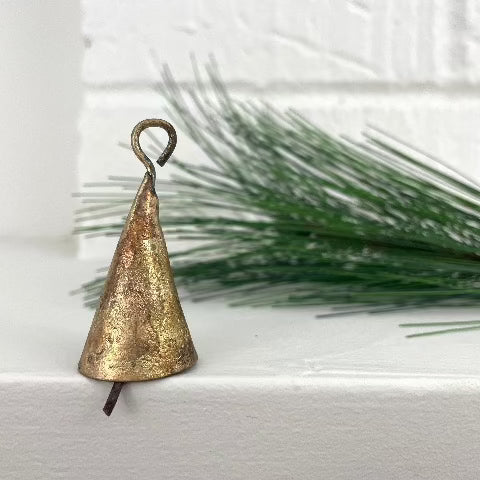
[78,119,198,415]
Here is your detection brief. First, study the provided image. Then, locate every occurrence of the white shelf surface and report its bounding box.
[2,239,480,479]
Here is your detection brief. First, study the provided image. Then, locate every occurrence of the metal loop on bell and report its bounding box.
[130,119,177,182]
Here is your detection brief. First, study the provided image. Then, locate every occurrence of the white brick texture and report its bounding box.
[80,0,480,257]
[82,0,463,85]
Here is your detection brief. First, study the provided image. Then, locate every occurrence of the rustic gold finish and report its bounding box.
[78,119,197,382]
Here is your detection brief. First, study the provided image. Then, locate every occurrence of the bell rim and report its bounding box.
[78,352,198,383]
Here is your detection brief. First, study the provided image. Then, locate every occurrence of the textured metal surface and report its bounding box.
[78,121,197,382]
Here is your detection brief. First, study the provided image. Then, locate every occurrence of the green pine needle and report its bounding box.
[399,320,480,338]
[75,65,480,336]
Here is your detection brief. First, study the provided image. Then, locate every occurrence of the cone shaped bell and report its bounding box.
[78,172,197,382]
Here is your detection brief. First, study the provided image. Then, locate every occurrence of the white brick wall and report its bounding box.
[79,0,480,257]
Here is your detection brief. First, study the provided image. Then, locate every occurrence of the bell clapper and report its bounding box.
[103,382,125,416]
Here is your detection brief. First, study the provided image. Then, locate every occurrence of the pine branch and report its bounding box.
[75,65,480,336]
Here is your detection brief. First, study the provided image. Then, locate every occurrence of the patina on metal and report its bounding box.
[78,119,197,415]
